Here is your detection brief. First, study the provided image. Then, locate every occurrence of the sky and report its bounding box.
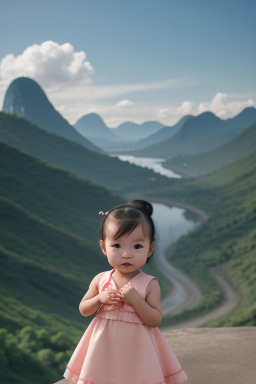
[0,0,255,128]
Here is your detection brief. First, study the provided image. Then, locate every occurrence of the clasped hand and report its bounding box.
[99,286,138,306]
[117,285,138,304]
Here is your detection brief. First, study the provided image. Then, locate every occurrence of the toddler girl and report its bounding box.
[64,200,187,384]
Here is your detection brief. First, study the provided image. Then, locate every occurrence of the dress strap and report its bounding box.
[98,270,113,292]
[130,270,157,299]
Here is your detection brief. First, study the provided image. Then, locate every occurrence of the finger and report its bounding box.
[109,294,120,300]
[109,297,120,302]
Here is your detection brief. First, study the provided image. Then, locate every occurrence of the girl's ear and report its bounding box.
[99,240,107,255]
[148,242,155,257]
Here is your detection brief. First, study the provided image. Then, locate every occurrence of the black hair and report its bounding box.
[99,200,155,263]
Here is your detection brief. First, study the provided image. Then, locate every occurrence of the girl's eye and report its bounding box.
[112,244,120,248]
[134,244,143,249]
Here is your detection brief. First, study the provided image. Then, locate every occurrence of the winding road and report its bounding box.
[157,247,202,316]
[165,268,240,329]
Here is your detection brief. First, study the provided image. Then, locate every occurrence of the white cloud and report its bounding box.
[0,41,196,123]
[75,93,256,128]
[157,93,256,127]
[197,92,255,118]
[1,41,255,127]
[177,100,194,115]
[116,99,135,108]
[157,100,194,122]
[158,107,175,119]
[68,102,162,128]
[0,40,93,88]
[45,77,192,123]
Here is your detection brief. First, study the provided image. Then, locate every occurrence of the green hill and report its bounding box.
[147,149,256,327]
[164,122,256,176]
[0,140,170,383]
[0,112,170,193]
[0,140,124,383]
[0,140,122,323]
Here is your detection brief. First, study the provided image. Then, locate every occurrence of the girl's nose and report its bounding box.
[122,250,132,258]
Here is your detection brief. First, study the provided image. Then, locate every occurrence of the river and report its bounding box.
[152,203,202,315]
[117,154,203,315]
[116,155,181,179]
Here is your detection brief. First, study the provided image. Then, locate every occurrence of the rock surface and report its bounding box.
[163,327,256,384]
[54,327,256,384]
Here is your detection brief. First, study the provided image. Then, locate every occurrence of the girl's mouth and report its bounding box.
[122,263,132,267]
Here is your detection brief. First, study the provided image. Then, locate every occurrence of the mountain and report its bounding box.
[164,121,256,176]
[75,113,119,141]
[224,107,256,133]
[0,112,170,193]
[134,115,192,150]
[114,121,163,141]
[75,113,121,149]
[75,116,166,152]
[2,77,103,153]
[134,108,256,158]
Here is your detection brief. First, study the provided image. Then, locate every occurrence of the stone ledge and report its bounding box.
[163,327,256,384]
[54,327,256,384]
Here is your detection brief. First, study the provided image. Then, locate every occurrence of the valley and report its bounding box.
[1,76,255,383]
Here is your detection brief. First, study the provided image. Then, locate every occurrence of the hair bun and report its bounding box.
[129,200,153,217]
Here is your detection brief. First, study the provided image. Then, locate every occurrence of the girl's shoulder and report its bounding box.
[131,270,158,299]
[138,270,157,284]
[93,269,112,279]
[139,271,160,297]
[92,270,112,290]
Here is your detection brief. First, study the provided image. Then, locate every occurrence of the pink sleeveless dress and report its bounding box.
[63,269,187,384]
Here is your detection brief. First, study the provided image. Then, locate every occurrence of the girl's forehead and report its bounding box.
[105,218,121,234]
[105,217,148,239]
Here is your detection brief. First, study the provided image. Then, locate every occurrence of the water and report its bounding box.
[152,202,202,315]
[116,155,181,179]
[152,203,199,255]
[115,154,198,252]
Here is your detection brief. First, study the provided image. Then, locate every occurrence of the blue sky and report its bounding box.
[0,0,255,127]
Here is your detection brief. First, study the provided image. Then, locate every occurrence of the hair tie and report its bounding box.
[98,211,108,216]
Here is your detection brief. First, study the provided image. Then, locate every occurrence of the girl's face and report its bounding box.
[100,218,155,274]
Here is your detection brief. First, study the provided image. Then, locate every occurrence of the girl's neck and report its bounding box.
[112,268,140,283]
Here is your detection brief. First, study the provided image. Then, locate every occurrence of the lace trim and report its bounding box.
[66,365,184,383]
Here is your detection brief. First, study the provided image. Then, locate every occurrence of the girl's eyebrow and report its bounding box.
[132,238,145,242]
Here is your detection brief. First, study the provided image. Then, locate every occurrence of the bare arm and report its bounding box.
[79,272,121,317]
[117,279,162,327]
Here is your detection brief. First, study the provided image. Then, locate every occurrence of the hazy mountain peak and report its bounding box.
[75,113,119,140]
[114,120,163,141]
[2,77,49,117]
[2,77,103,153]
[134,107,256,158]
[196,111,221,121]
[76,112,106,126]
